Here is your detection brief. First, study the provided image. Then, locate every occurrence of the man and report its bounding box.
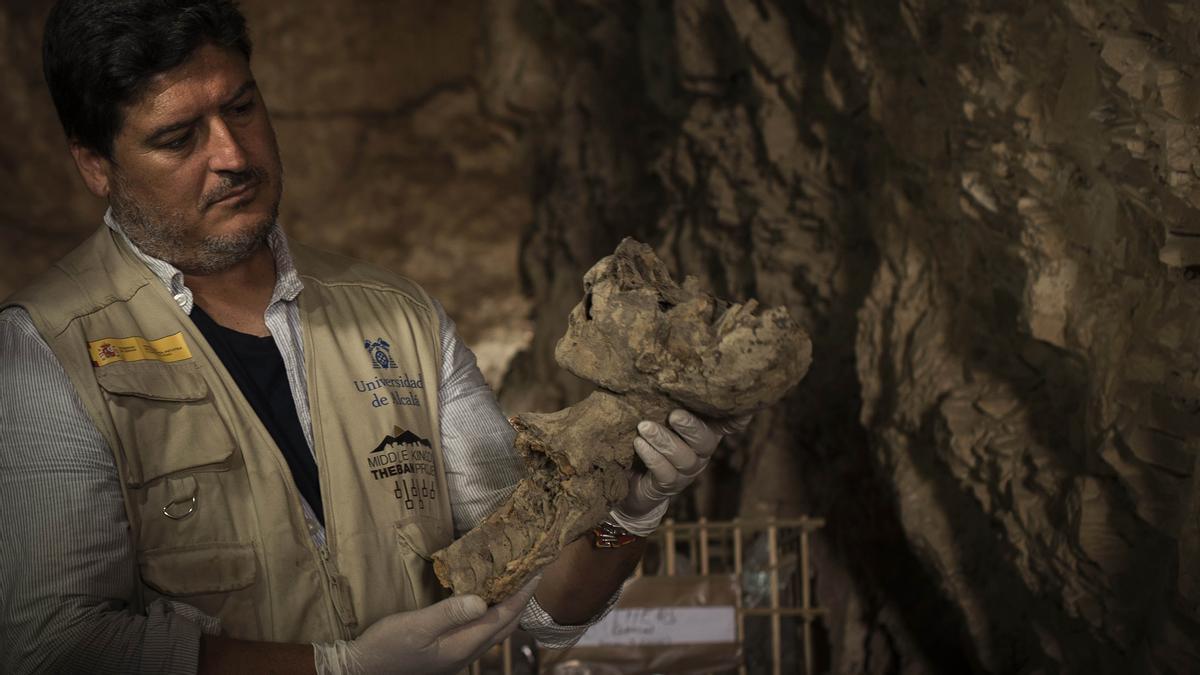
[0,1,741,673]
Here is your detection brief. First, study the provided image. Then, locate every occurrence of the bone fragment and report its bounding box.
[431,238,812,602]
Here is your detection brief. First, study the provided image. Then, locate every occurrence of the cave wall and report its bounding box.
[0,0,529,384]
[486,1,1200,672]
[4,0,1199,671]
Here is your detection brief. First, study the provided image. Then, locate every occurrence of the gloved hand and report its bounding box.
[608,409,751,536]
[312,575,540,675]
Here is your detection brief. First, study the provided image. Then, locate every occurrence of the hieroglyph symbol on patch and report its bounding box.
[367,426,437,512]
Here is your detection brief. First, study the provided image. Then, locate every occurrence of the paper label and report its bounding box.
[574,606,737,647]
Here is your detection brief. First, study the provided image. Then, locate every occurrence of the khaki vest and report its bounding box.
[3,226,455,643]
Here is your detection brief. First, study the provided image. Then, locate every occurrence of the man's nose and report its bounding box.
[206,118,249,173]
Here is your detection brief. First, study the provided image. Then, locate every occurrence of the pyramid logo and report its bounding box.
[366,426,436,483]
[370,426,432,454]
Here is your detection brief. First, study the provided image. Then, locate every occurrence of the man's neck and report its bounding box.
[186,245,277,337]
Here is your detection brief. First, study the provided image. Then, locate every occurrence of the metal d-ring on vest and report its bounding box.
[163,495,197,520]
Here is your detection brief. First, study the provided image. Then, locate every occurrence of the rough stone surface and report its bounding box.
[486,1,1200,672]
[6,0,1200,671]
[432,239,810,602]
[0,0,530,385]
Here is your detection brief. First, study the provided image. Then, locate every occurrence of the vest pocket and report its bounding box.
[395,520,452,561]
[139,542,263,638]
[140,542,258,594]
[96,360,245,558]
[95,361,235,485]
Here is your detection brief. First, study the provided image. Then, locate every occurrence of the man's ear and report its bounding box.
[69,142,113,198]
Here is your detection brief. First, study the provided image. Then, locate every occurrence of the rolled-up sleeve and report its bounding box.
[0,307,208,674]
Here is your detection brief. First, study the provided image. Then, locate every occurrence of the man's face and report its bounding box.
[102,43,283,275]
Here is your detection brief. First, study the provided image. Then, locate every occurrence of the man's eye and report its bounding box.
[161,132,192,150]
[232,100,255,115]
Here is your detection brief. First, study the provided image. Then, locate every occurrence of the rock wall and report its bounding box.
[0,0,530,384]
[6,0,1200,670]
[486,1,1200,672]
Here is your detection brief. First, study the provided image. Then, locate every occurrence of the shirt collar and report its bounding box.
[104,207,303,314]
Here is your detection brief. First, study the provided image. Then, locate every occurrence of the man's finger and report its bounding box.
[494,605,526,642]
[633,437,679,492]
[667,409,720,458]
[464,609,525,665]
[716,413,753,435]
[637,421,675,454]
[441,574,541,650]
[417,594,488,638]
[499,573,541,611]
[488,573,541,623]
[639,420,705,474]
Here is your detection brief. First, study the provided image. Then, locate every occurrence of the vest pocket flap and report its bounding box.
[95,361,234,486]
[140,543,257,596]
[95,361,209,401]
[124,439,234,488]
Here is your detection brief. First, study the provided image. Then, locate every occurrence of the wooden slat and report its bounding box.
[739,607,827,618]
[655,517,824,532]
[665,517,677,576]
[768,523,781,675]
[801,530,813,674]
[734,518,746,675]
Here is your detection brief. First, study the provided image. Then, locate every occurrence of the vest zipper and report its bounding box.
[318,544,356,639]
[300,306,354,639]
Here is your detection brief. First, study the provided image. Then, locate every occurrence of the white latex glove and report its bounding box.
[312,575,540,675]
[609,409,751,536]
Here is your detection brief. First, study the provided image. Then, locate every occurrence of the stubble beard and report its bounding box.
[109,168,282,276]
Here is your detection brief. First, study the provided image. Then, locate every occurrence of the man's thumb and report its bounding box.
[424,594,488,632]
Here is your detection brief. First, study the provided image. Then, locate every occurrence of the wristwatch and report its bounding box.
[592,520,642,548]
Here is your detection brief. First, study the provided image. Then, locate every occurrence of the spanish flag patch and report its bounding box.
[88,332,193,367]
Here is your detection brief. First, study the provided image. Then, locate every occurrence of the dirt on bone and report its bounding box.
[430,239,812,603]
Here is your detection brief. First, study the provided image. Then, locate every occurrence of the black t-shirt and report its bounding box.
[189,304,325,526]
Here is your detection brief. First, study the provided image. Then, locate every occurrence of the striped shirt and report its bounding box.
[0,212,597,674]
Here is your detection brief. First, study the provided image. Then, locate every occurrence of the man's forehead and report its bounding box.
[123,44,255,129]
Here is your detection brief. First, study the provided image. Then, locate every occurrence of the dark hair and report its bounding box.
[42,0,252,159]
